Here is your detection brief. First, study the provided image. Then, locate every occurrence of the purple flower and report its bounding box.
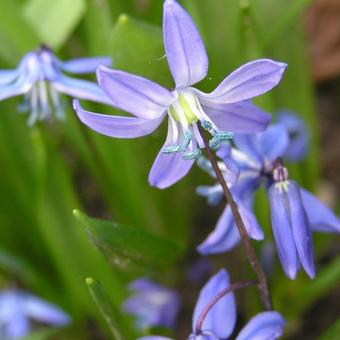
[0,289,70,339]
[122,278,180,330]
[277,111,309,161]
[73,0,286,189]
[138,269,286,340]
[0,45,111,125]
[197,123,340,278]
[190,269,285,340]
[268,163,315,279]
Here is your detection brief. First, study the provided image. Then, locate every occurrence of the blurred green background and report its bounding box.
[0,0,339,339]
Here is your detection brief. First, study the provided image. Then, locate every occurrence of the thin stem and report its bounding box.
[196,280,257,334]
[197,124,272,310]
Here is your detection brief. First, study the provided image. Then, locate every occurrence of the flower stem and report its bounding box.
[197,124,272,310]
[195,280,257,334]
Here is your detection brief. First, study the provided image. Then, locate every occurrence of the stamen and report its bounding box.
[163,130,192,154]
[183,148,202,160]
[209,131,235,150]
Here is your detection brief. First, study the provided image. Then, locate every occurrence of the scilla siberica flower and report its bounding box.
[0,289,70,338]
[122,278,180,330]
[197,122,340,279]
[73,0,286,189]
[138,269,286,340]
[0,44,112,125]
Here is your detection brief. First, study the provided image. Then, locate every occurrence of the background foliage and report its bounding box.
[0,0,338,339]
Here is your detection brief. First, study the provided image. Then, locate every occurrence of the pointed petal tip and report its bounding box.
[72,99,80,110]
[285,266,298,280]
[96,64,111,81]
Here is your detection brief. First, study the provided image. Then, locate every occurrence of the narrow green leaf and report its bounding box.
[74,209,183,271]
[110,14,171,86]
[86,277,125,340]
[264,0,314,49]
[22,0,86,49]
[82,0,116,55]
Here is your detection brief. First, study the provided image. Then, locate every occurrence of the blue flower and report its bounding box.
[0,45,111,125]
[197,123,340,279]
[73,0,286,189]
[122,278,180,330]
[138,269,286,340]
[0,289,70,339]
[277,110,309,161]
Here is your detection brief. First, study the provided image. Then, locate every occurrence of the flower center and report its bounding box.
[19,81,65,126]
[168,90,200,125]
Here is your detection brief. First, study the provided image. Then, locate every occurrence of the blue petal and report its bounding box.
[4,311,30,338]
[268,183,299,279]
[197,205,241,255]
[24,294,71,326]
[257,124,289,162]
[0,69,19,85]
[60,56,112,74]
[148,117,194,189]
[123,279,180,329]
[201,59,286,103]
[277,111,309,161]
[196,184,224,206]
[73,100,165,138]
[288,181,315,279]
[199,99,271,133]
[0,78,32,101]
[188,331,220,340]
[192,269,236,338]
[128,278,165,292]
[97,66,175,119]
[232,134,264,168]
[301,188,340,233]
[163,0,208,88]
[0,291,30,338]
[52,74,112,105]
[238,198,264,241]
[236,311,286,340]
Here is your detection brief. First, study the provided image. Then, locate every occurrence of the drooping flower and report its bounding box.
[122,278,180,330]
[0,44,112,125]
[197,123,340,279]
[73,0,286,189]
[138,269,286,340]
[0,289,70,339]
[277,110,309,161]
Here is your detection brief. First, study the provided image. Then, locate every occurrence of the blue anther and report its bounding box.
[183,148,202,160]
[162,131,193,155]
[201,120,213,131]
[209,131,235,150]
[163,145,182,154]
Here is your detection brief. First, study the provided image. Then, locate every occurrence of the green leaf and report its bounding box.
[319,318,340,340]
[74,209,183,272]
[86,277,126,340]
[21,328,58,340]
[288,257,340,317]
[0,0,39,63]
[22,0,86,50]
[110,14,171,86]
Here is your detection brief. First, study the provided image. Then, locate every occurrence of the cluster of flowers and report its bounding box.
[0,0,339,339]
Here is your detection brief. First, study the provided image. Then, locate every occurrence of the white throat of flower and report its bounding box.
[164,89,234,160]
[273,163,290,193]
[19,81,65,126]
